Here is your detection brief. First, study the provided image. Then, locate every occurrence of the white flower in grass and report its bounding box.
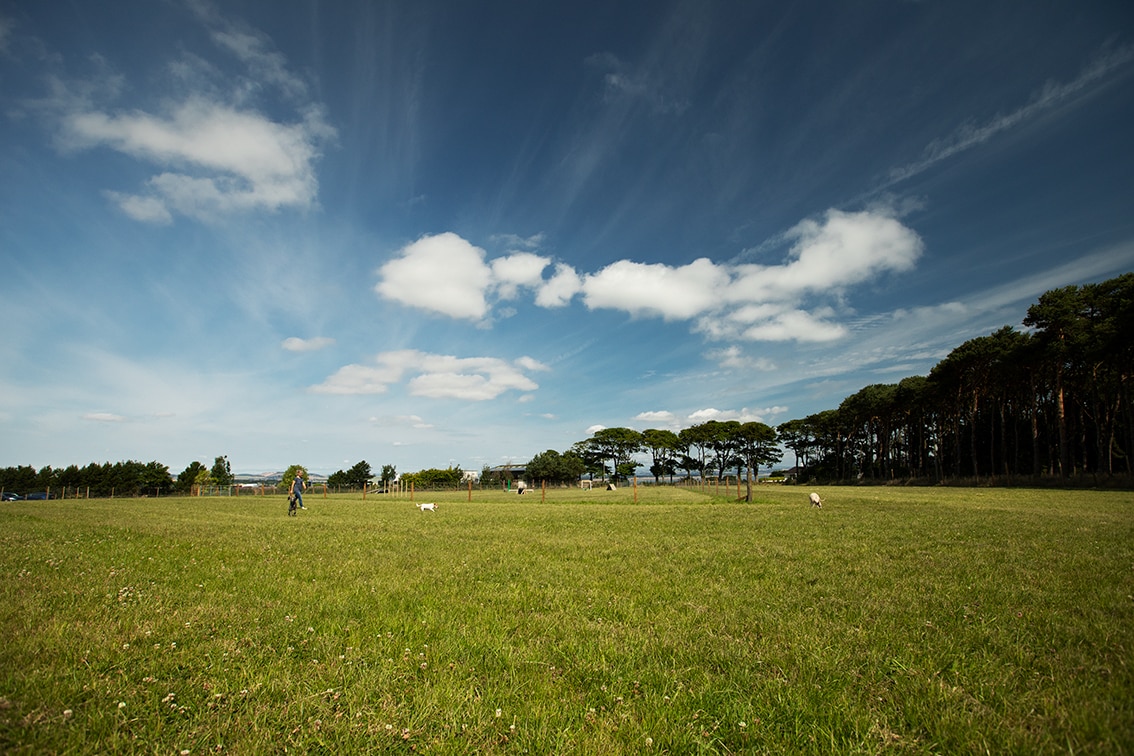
[495,708,502,718]
[117,701,126,710]
[645,736,654,747]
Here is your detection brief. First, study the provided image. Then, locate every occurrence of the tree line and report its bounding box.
[0,456,242,498]
[526,273,1134,488]
[524,422,781,502]
[778,273,1133,483]
[3,274,1129,495]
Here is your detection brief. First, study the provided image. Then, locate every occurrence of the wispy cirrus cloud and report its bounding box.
[884,43,1134,188]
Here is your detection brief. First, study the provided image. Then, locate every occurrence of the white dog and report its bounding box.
[417,502,437,512]
[809,492,822,508]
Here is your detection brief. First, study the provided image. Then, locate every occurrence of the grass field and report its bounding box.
[1,485,1131,754]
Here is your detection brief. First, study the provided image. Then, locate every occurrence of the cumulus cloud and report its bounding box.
[282,336,335,352]
[583,258,728,320]
[312,350,547,401]
[686,406,784,424]
[535,263,584,308]
[375,209,923,344]
[634,410,676,424]
[376,233,494,320]
[492,252,551,300]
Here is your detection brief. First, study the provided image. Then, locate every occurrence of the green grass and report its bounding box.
[1,485,1131,754]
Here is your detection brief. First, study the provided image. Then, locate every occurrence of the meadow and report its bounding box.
[0,485,1131,754]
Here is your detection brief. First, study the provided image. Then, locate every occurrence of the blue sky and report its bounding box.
[2,1,1132,476]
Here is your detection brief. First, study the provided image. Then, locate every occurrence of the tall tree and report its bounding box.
[733,422,780,502]
[581,428,643,483]
[641,429,680,483]
[380,464,397,489]
[527,449,586,486]
[281,464,307,493]
[346,460,373,490]
[176,461,207,493]
[210,455,234,487]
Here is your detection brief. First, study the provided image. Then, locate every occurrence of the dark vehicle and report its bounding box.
[1,492,22,501]
[24,492,55,500]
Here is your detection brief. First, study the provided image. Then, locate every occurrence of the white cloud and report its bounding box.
[704,346,776,372]
[83,412,127,423]
[634,410,676,424]
[739,309,847,343]
[535,263,583,308]
[686,406,784,424]
[312,350,545,400]
[39,3,335,225]
[282,336,335,352]
[61,98,332,223]
[376,233,493,320]
[108,191,173,224]
[375,209,923,345]
[582,258,727,320]
[515,355,551,373]
[492,252,550,299]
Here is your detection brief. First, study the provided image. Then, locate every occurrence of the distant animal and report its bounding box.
[417,502,437,512]
[809,492,823,508]
[288,494,297,516]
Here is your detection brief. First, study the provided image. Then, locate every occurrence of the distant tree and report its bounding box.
[776,419,813,473]
[327,470,349,488]
[678,425,714,483]
[211,455,234,487]
[346,460,372,490]
[641,429,680,483]
[579,428,643,483]
[177,461,207,493]
[402,467,462,489]
[527,449,586,486]
[141,461,174,496]
[702,420,741,481]
[380,464,397,489]
[569,441,606,481]
[479,465,498,487]
[280,464,307,493]
[733,422,780,502]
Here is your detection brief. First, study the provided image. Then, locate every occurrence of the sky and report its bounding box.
[2,1,1133,477]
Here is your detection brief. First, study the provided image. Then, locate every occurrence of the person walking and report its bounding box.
[291,470,307,510]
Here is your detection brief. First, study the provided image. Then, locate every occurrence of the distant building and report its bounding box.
[485,463,528,480]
